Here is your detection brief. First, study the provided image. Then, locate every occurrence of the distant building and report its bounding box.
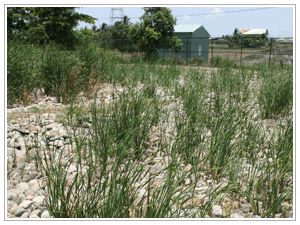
[276,38,293,43]
[159,24,210,63]
[240,29,269,36]
[239,29,269,47]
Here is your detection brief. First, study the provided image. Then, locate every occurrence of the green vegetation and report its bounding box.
[7,41,42,106]
[7,7,96,49]
[7,7,293,219]
[224,28,268,48]
[129,7,183,58]
[258,67,293,119]
[209,55,238,68]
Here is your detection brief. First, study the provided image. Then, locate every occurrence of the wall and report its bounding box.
[157,26,210,63]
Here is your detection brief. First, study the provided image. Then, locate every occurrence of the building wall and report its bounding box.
[158,26,210,63]
[189,37,209,63]
[192,27,210,63]
[174,33,193,60]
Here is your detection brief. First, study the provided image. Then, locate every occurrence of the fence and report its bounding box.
[209,36,293,66]
[94,35,293,67]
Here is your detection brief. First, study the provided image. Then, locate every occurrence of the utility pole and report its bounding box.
[110,7,124,27]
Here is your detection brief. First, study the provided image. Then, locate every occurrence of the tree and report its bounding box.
[110,16,135,52]
[92,24,97,32]
[7,7,30,35]
[7,7,97,49]
[77,26,95,41]
[232,28,241,46]
[121,15,131,26]
[129,7,182,58]
[100,23,109,32]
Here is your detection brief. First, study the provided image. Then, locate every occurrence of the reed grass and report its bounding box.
[7,40,293,218]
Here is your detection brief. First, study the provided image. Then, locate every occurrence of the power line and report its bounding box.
[95,7,277,20]
[175,7,277,17]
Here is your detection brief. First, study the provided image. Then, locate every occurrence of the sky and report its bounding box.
[75,5,294,38]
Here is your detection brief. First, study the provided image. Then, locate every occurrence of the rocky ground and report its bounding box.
[6,72,293,219]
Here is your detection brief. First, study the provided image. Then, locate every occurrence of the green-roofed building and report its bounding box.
[159,24,210,63]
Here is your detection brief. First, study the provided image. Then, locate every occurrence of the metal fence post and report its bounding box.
[212,38,214,64]
[240,37,243,65]
[186,39,188,66]
[122,38,124,60]
[269,38,273,67]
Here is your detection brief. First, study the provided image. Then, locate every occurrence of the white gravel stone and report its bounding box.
[231,212,244,218]
[15,182,30,193]
[30,209,41,218]
[67,164,77,173]
[14,207,27,217]
[29,214,40,218]
[7,191,19,202]
[19,200,33,209]
[211,205,223,218]
[26,193,35,200]
[32,196,45,205]
[28,179,38,188]
[185,178,191,185]
[10,205,22,215]
[20,211,30,218]
[41,210,50,218]
[7,200,17,210]
[31,182,44,192]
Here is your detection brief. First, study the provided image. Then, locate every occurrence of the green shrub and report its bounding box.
[40,43,84,104]
[188,56,204,66]
[76,39,104,94]
[222,58,238,68]
[210,55,237,68]
[7,41,42,106]
[210,55,223,67]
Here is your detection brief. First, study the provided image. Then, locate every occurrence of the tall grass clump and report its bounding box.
[210,55,238,68]
[232,118,293,218]
[204,107,245,181]
[7,40,42,106]
[34,86,203,218]
[153,63,181,88]
[104,88,161,159]
[76,39,105,96]
[40,43,84,104]
[258,68,293,119]
[34,89,154,217]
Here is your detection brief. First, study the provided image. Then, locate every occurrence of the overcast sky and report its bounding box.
[75,5,294,38]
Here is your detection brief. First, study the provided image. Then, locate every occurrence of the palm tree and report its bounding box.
[233,28,240,45]
[100,23,109,32]
[92,24,97,32]
[122,15,131,26]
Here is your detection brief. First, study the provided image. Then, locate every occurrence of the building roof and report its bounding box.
[240,29,268,35]
[174,24,202,33]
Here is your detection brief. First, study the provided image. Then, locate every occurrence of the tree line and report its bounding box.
[7,7,183,58]
[221,28,268,48]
